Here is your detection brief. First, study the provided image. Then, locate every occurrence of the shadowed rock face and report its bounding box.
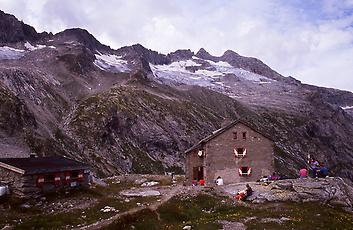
[167,49,194,62]
[54,28,109,52]
[0,83,36,136]
[0,10,353,180]
[0,10,48,43]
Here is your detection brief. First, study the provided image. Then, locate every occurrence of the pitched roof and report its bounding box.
[0,156,89,175]
[185,119,274,154]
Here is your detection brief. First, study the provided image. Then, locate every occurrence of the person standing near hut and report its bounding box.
[215,176,224,186]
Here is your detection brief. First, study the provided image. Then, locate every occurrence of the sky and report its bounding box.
[1,0,353,91]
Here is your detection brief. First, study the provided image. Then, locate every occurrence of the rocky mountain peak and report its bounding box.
[221,50,240,59]
[0,10,47,44]
[118,43,169,66]
[54,28,108,51]
[167,49,194,62]
[195,48,218,61]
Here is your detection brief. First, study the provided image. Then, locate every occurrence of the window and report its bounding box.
[242,132,247,140]
[234,147,247,157]
[71,171,79,178]
[197,150,204,157]
[44,174,55,182]
[238,167,252,176]
[233,132,237,139]
[71,171,84,181]
[65,172,71,180]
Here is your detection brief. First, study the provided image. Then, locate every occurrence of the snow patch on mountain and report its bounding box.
[24,42,44,51]
[341,106,353,110]
[24,42,55,51]
[204,59,273,82]
[149,60,226,90]
[94,52,130,73]
[0,46,25,60]
[150,58,274,92]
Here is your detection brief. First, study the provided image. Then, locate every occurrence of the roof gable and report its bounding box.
[185,119,274,154]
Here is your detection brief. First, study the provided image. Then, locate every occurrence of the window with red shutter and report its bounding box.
[238,167,252,176]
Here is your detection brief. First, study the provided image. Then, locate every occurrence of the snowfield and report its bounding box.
[94,52,130,73]
[0,42,56,61]
[24,42,55,51]
[341,106,353,110]
[150,57,274,91]
[0,46,25,60]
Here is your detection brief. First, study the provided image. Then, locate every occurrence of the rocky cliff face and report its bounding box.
[0,10,49,44]
[0,11,353,180]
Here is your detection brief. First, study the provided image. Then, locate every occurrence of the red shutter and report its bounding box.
[234,148,239,157]
[239,167,252,176]
[247,167,252,176]
[235,148,246,157]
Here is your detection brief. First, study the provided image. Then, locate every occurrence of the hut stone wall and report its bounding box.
[186,122,274,185]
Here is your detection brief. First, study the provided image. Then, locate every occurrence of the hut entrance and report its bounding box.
[193,166,204,180]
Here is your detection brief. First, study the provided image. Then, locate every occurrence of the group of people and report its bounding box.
[259,172,282,184]
[235,184,253,201]
[192,176,224,186]
[215,176,253,201]
[299,158,329,178]
[192,178,205,186]
[193,176,254,201]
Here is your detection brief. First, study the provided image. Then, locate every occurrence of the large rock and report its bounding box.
[222,178,353,209]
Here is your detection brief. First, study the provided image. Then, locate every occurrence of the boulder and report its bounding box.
[222,178,353,209]
[120,189,161,197]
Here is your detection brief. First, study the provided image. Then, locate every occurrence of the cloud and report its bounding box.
[1,0,353,91]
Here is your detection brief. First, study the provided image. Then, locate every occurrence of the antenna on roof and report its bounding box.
[221,117,233,127]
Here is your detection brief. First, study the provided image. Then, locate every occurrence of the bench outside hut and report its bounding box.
[0,155,90,198]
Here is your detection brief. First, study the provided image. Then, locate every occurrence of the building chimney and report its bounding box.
[221,117,233,127]
[29,153,38,158]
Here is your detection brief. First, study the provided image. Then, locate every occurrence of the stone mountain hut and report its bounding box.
[0,155,90,198]
[185,120,275,185]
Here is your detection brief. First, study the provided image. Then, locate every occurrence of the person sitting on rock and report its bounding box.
[246,184,253,197]
[269,172,280,180]
[235,189,247,201]
[235,184,253,201]
[192,178,198,186]
[299,167,308,178]
[199,179,205,186]
[259,176,269,183]
[310,158,320,178]
[215,176,224,186]
[319,166,329,178]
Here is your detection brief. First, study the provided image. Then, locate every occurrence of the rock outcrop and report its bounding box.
[0,10,48,43]
[222,178,353,210]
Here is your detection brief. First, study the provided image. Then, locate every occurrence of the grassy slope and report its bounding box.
[106,193,353,230]
[0,179,161,229]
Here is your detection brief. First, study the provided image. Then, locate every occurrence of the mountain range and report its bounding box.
[1,10,353,180]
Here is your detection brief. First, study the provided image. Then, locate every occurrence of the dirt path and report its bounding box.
[78,185,184,230]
